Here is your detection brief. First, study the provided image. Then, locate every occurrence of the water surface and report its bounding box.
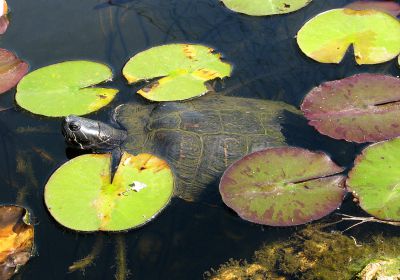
[0,0,399,279]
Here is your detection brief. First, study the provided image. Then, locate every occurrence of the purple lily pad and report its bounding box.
[345,1,400,17]
[0,49,28,94]
[219,147,346,227]
[0,15,9,35]
[301,74,400,143]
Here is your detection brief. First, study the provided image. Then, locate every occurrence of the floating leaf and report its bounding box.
[345,1,400,17]
[16,61,118,117]
[347,138,400,221]
[0,49,28,94]
[297,8,400,64]
[0,205,34,280]
[301,73,400,143]
[219,147,346,226]
[220,0,312,16]
[0,15,9,35]
[122,44,231,101]
[44,152,174,231]
[0,0,8,17]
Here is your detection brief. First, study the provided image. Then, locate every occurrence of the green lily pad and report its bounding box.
[16,61,118,117]
[219,147,346,226]
[297,8,400,64]
[122,44,232,101]
[220,0,312,16]
[301,73,400,143]
[347,138,400,221]
[44,152,174,231]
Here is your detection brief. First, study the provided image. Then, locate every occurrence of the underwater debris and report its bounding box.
[356,257,400,280]
[206,226,400,280]
[68,236,104,273]
[115,235,129,280]
[0,206,34,280]
[205,259,271,280]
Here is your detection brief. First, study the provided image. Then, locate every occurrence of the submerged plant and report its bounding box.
[206,226,400,280]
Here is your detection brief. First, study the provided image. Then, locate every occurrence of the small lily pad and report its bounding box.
[219,147,346,226]
[0,205,34,280]
[346,1,400,17]
[44,152,174,231]
[297,8,400,64]
[301,73,400,143]
[0,49,28,94]
[347,138,400,221]
[220,0,312,16]
[16,61,118,117]
[122,44,232,101]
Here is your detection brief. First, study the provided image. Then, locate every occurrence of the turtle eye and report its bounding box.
[68,122,80,131]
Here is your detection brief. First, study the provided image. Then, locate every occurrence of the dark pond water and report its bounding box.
[0,0,399,279]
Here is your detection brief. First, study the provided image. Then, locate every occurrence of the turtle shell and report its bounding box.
[115,94,301,202]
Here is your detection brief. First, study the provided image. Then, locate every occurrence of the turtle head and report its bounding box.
[62,115,127,151]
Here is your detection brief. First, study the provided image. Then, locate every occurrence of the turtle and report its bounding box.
[62,94,303,202]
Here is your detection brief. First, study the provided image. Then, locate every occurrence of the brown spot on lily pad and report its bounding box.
[182,44,197,60]
[0,205,34,280]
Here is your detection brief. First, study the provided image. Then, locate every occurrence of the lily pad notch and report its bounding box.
[122,44,232,101]
[219,147,346,226]
[45,152,174,232]
[16,61,119,117]
[297,8,400,64]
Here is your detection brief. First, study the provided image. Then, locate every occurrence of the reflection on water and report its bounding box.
[0,0,399,279]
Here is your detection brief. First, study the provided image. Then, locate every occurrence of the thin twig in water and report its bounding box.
[336,213,400,232]
[68,235,104,273]
[350,236,362,247]
[115,234,129,280]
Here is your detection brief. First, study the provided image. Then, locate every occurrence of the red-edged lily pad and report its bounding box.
[345,1,400,17]
[301,74,400,143]
[0,49,28,94]
[219,147,346,226]
[0,16,9,35]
